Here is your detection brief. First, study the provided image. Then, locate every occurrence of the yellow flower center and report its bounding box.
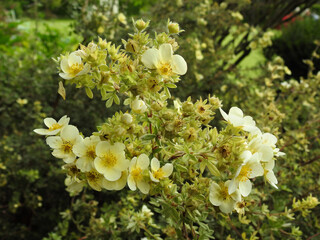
[69,63,84,76]
[87,170,101,182]
[131,167,142,181]
[49,123,61,131]
[157,62,172,76]
[86,145,96,159]
[101,152,117,168]
[62,141,73,154]
[220,185,231,200]
[237,165,252,182]
[153,168,165,180]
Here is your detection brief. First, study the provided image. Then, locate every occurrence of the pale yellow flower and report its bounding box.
[73,135,100,172]
[46,125,82,163]
[141,43,187,76]
[59,52,90,80]
[127,154,150,194]
[209,181,241,214]
[34,115,70,136]
[149,158,173,182]
[94,141,129,181]
[228,151,264,197]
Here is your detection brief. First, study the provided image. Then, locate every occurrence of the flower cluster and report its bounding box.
[35,21,284,221]
[34,116,173,194]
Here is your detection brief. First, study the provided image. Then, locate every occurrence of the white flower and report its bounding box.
[103,170,128,191]
[94,141,129,181]
[228,151,264,197]
[131,97,147,114]
[127,154,150,194]
[141,43,187,76]
[46,125,82,163]
[59,52,90,80]
[34,115,70,136]
[149,158,173,182]
[219,107,259,134]
[73,135,101,172]
[209,181,241,214]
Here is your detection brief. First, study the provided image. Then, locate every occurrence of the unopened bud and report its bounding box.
[135,19,147,31]
[168,22,180,34]
[122,113,133,125]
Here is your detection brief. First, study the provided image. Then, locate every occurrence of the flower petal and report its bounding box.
[209,182,222,206]
[172,55,187,75]
[239,179,252,197]
[103,167,121,181]
[219,199,236,214]
[151,158,160,171]
[59,72,74,80]
[137,180,150,194]
[60,125,79,142]
[44,118,57,128]
[60,57,70,73]
[68,52,82,65]
[141,49,159,69]
[46,136,63,149]
[159,44,173,62]
[137,154,149,169]
[96,141,111,156]
[219,107,229,121]
[127,175,136,191]
[76,157,93,172]
[162,163,173,177]
[77,63,90,76]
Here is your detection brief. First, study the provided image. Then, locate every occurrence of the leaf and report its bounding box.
[141,134,156,141]
[85,87,93,99]
[105,97,113,108]
[166,83,177,88]
[207,160,220,177]
[58,81,66,100]
[113,93,120,105]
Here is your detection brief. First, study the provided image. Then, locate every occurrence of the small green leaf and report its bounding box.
[166,83,177,88]
[141,134,156,141]
[85,87,93,99]
[113,93,120,105]
[207,160,220,177]
[105,97,113,108]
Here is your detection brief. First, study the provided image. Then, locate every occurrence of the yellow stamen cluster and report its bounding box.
[49,123,61,131]
[101,152,117,167]
[69,63,84,76]
[237,165,252,182]
[157,62,173,76]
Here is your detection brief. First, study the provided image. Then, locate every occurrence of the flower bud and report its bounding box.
[168,22,180,34]
[135,19,147,31]
[132,97,147,114]
[122,113,133,125]
[98,37,108,49]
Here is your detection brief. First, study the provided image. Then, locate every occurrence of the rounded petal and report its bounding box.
[240,150,252,162]
[172,55,187,75]
[76,157,93,172]
[209,182,222,206]
[229,107,244,118]
[231,189,241,202]
[141,49,159,69]
[265,159,275,170]
[96,141,111,156]
[249,162,264,178]
[60,125,79,142]
[72,141,86,157]
[162,163,173,177]
[219,108,229,121]
[44,118,57,128]
[103,167,121,181]
[58,115,70,125]
[151,158,160,171]
[259,145,274,163]
[68,52,82,65]
[149,171,159,182]
[137,180,150,194]
[60,57,70,73]
[46,136,63,149]
[59,72,74,80]
[62,154,76,163]
[219,199,236,214]
[129,157,137,171]
[228,179,237,195]
[159,44,173,62]
[116,159,130,171]
[127,175,136,191]
[266,170,278,189]
[137,154,149,169]
[262,133,277,146]
[239,179,252,197]
[34,128,60,135]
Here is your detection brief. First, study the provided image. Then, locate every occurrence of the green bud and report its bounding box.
[135,19,147,31]
[168,22,180,34]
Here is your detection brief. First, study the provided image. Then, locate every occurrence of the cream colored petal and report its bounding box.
[63,154,76,164]
[262,133,277,146]
[239,179,252,197]
[113,171,128,190]
[96,141,111,156]
[249,161,264,178]
[219,199,235,214]
[52,149,65,159]
[228,179,237,195]
[103,167,121,181]
[137,154,149,169]
[116,158,130,171]
[265,159,275,170]
[68,52,82,65]
[141,49,159,69]
[34,128,60,135]
[209,182,222,206]
[137,180,150,194]
[162,163,173,177]
[127,175,137,191]
[230,189,241,202]
[46,136,63,149]
[59,72,74,80]
[266,170,278,188]
[129,157,137,171]
[151,158,160,171]
[76,157,93,172]
[229,107,244,118]
[94,157,104,173]
[159,44,173,62]
[60,57,70,73]
[149,171,159,182]
[112,142,126,152]
[44,118,57,128]
[172,55,187,75]
[259,145,273,163]
[60,125,79,142]
[58,115,70,125]
[219,107,229,121]
[72,141,86,157]
[240,150,252,162]
[87,178,102,191]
